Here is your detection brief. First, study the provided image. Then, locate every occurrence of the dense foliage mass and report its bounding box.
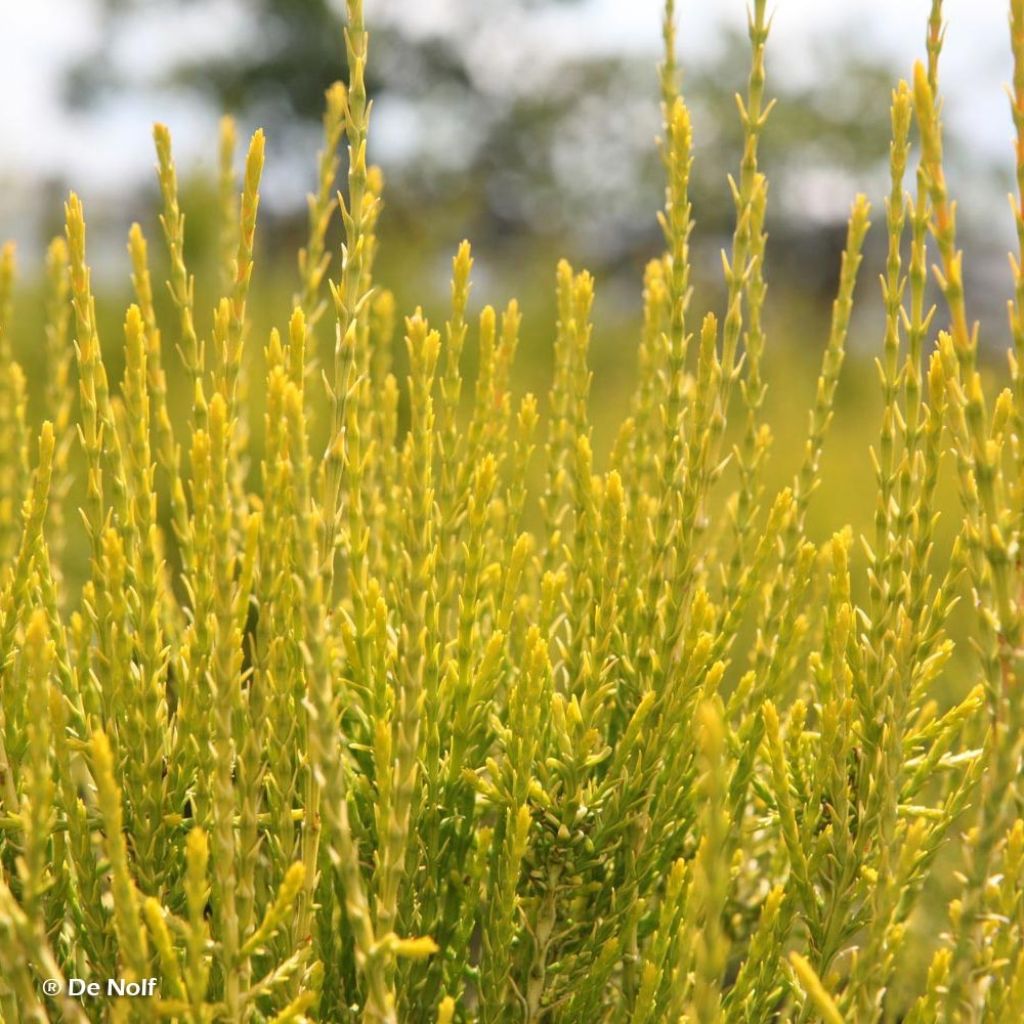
[1,0,1024,1021]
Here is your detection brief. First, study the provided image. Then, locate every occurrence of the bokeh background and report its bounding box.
[0,0,1016,566]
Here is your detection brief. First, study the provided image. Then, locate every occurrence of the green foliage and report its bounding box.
[0,1,1022,1022]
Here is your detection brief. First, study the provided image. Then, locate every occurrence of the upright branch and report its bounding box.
[218,129,265,415]
[218,115,238,293]
[913,61,976,372]
[154,124,204,399]
[1008,0,1024,523]
[646,60,694,665]
[322,0,378,602]
[725,0,774,600]
[0,243,27,565]
[298,82,347,327]
[870,81,912,623]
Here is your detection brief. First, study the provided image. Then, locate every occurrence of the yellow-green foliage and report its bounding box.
[1,0,1024,1022]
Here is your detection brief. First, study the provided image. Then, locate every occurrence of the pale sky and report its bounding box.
[0,0,1014,227]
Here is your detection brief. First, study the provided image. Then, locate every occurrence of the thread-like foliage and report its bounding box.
[0,1,1022,1022]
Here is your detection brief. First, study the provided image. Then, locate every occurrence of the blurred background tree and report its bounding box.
[61,0,913,298]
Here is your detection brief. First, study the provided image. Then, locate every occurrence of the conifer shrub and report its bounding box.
[0,0,1023,1021]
